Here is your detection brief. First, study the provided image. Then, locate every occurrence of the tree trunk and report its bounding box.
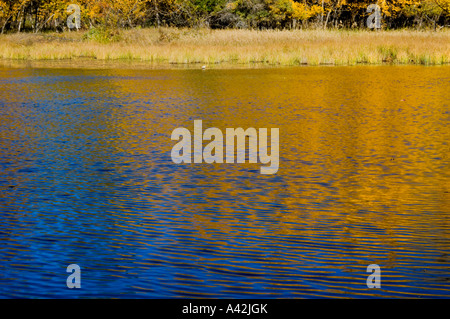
[1,15,12,34]
[321,0,324,27]
[34,5,39,33]
[154,0,160,27]
[18,8,25,33]
[324,10,331,29]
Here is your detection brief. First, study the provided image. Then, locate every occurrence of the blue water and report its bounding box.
[0,65,449,298]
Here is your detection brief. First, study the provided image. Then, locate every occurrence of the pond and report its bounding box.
[0,65,449,298]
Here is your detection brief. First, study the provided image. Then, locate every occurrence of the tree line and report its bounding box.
[1,0,449,33]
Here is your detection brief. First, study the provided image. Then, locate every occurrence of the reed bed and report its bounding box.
[0,28,449,66]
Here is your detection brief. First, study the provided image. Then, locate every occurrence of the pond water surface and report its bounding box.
[0,65,449,298]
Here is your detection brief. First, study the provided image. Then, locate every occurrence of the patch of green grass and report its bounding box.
[83,26,122,44]
[378,45,398,63]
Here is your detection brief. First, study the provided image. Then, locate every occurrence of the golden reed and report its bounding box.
[0,28,449,66]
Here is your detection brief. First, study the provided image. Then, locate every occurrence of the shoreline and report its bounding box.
[1,28,449,68]
[1,58,450,70]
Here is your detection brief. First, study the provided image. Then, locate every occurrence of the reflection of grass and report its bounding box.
[0,28,449,66]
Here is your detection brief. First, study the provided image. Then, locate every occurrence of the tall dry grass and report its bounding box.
[0,28,449,66]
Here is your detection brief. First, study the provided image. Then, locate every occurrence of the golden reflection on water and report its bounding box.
[0,65,449,297]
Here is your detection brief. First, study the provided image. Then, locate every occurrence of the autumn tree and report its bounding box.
[1,0,449,32]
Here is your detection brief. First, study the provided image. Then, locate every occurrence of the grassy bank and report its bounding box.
[0,28,449,66]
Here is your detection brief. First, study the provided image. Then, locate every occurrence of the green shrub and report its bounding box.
[83,26,121,44]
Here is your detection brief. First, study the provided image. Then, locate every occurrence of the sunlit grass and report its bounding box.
[0,28,449,66]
